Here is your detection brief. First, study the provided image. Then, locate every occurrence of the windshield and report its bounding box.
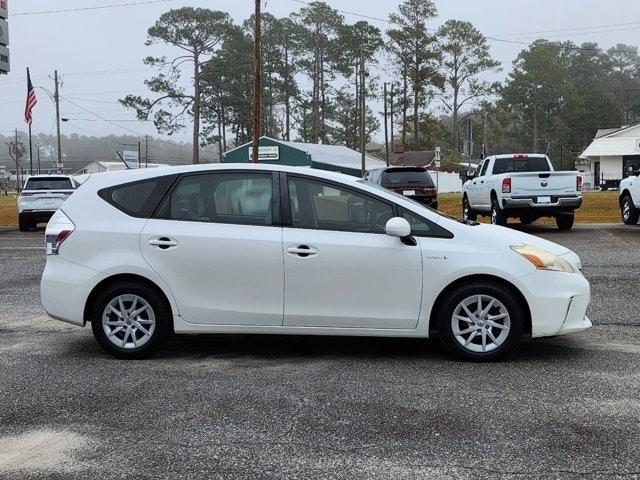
[381,170,435,187]
[24,178,73,190]
[492,156,551,174]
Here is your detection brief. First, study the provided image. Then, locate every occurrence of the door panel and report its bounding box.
[140,172,284,326]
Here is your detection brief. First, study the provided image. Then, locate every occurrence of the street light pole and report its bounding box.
[54,70,63,173]
[251,0,261,164]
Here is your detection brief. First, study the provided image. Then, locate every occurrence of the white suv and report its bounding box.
[18,175,76,231]
[619,175,640,225]
[41,164,591,361]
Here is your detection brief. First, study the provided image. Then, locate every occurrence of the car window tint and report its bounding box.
[493,156,550,174]
[480,160,490,176]
[110,180,158,216]
[168,173,273,226]
[381,170,435,187]
[24,177,73,190]
[400,208,453,238]
[288,176,393,233]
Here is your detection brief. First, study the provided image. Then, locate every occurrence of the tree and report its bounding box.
[388,0,443,149]
[292,2,344,143]
[438,20,500,152]
[121,8,232,164]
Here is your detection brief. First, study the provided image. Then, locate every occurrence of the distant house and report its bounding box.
[392,150,436,168]
[579,124,640,188]
[222,136,386,177]
[74,161,170,175]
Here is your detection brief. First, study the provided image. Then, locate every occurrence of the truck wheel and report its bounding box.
[462,196,477,222]
[491,199,507,226]
[520,215,534,225]
[556,213,575,231]
[621,195,639,225]
[18,214,31,232]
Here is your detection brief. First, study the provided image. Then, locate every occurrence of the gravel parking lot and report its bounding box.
[1,225,640,479]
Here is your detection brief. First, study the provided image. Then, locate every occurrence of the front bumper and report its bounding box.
[517,269,591,338]
[503,195,582,209]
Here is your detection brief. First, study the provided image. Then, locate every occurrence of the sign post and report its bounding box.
[0,1,8,75]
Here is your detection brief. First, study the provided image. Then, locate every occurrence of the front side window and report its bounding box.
[480,160,490,176]
[288,176,394,233]
[163,173,273,226]
[400,208,453,238]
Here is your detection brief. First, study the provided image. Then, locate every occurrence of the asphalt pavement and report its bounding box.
[1,225,640,479]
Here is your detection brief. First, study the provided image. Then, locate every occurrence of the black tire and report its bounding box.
[18,214,31,232]
[438,282,524,361]
[556,213,575,231]
[491,198,507,226]
[90,282,172,359]
[462,195,477,222]
[519,215,534,225]
[621,195,639,225]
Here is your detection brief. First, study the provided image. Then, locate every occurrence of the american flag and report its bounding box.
[24,68,37,125]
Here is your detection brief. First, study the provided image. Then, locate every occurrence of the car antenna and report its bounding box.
[115,150,131,169]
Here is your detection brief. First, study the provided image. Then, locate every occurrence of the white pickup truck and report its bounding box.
[18,175,76,231]
[461,154,583,230]
[619,175,640,225]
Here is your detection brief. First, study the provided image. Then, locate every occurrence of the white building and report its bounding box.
[579,124,640,189]
[74,161,170,175]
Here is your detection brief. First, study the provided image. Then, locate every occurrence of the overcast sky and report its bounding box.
[1,0,639,150]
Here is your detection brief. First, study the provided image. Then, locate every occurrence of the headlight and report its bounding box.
[511,245,575,273]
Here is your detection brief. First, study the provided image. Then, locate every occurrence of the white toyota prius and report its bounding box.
[40,164,591,361]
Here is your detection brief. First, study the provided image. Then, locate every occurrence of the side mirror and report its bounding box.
[385,217,411,238]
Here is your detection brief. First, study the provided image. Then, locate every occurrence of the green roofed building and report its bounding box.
[222,136,386,177]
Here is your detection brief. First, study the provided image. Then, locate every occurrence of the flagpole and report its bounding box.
[26,67,33,175]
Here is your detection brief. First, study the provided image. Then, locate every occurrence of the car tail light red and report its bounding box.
[421,187,437,196]
[502,177,512,193]
[513,154,528,160]
[577,176,583,191]
[45,210,75,255]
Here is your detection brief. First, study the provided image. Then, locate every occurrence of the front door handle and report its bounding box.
[287,245,318,257]
[148,237,178,250]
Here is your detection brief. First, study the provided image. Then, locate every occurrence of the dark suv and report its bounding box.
[365,166,438,209]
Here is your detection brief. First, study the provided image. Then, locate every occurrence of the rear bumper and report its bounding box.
[20,211,55,223]
[411,197,438,209]
[503,196,582,210]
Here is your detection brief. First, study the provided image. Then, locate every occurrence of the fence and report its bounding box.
[580,172,623,191]
[428,170,463,193]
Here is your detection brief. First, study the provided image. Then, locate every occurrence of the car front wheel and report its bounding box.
[90,282,171,359]
[438,282,524,361]
[621,195,639,225]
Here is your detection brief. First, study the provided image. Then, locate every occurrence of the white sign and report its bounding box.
[248,145,279,161]
[123,150,139,166]
[0,44,8,73]
[0,19,8,45]
[0,1,7,20]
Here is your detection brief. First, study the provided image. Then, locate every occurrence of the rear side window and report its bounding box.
[25,177,73,190]
[159,173,274,226]
[492,156,550,174]
[381,170,435,188]
[99,175,176,218]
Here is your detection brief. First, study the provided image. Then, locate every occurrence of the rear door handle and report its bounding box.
[287,245,318,257]
[148,237,178,249]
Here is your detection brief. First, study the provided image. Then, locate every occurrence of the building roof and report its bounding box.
[580,123,640,158]
[225,136,386,171]
[391,150,436,167]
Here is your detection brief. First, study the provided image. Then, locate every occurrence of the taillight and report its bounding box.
[502,177,512,194]
[45,210,75,255]
[421,187,437,196]
[577,176,583,191]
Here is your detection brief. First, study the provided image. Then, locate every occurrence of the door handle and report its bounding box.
[148,237,178,249]
[287,245,318,257]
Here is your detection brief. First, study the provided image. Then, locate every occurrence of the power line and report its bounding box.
[13,0,173,16]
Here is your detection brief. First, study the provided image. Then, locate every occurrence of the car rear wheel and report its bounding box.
[621,195,639,225]
[18,214,32,232]
[90,282,171,359]
[491,198,507,226]
[556,213,575,231]
[462,196,477,222]
[438,282,524,361]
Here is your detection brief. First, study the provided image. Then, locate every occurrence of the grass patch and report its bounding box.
[0,194,18,228]
[438,190,621,224]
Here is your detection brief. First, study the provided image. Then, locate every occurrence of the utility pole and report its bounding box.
[383,82,389,167]
[360,48,366,177]
[137,140,142,169]
[14,129,20,191]
[145,135,149,168]
[37,144,41,174]
[54,70,62,173]
[251,0,261,164]
[390,84,394,164]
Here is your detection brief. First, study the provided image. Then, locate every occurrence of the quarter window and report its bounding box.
[99,176,175,218]
[288,176,394,233]
[164,173,273,226]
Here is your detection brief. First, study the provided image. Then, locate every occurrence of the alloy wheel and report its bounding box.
[623,199,631,221]
[102,294,156,349]
[451,294,511,353]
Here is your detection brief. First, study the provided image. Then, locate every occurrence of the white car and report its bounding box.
[18,175,76,231]
[619,175,640,225]
[41,164,591,361]
[462,154,583,230]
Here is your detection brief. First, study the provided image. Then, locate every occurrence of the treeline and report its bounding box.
[122,0,640,167]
